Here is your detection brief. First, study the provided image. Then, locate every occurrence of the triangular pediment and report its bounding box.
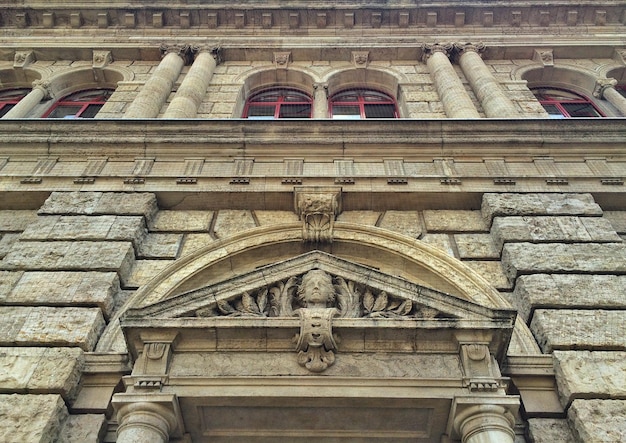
[125,251,513,324]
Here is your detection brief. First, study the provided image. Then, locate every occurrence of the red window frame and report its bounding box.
[43,89,113,119]
[243,88,312,119]
[0,88,30,117]
[329,89,399,119]
[532,87,604,118]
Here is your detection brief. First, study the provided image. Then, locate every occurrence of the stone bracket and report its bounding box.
[459,343,508,393]
[352,51,369,68]
[294,308,338,373]
[294,186,342,243]
[533,48,554,66]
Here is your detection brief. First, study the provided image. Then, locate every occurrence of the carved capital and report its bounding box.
[294,186,342,243]
[421,43,453,62]
[594,78,618,98]
[160,44,194,65]
[92,50,112,69]
[295,308,338,373]
[113,394,184,440]
[274,51,291,68]
[533,48,554,67]
[31,80,52,99]
[454,42,485,59]
[14,50,35,68]
[352,51,370,68]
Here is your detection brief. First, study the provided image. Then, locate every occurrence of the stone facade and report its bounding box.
[1,1,626,442]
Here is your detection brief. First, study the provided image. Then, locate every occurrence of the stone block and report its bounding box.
[568,400,626,443]
[423,210,488,232]
[254,211,300,226]
[0,394,68,443]
[501,243,626,279]
[530,310,626,352]
[213,210,257,239]
[553,351,626,407]
[491,216,620,250]
[482,193,603,223]
[149,210,214,232]
[138,233,182,259]
[420,234,455,256]
[378,211,422,238]
[38,192,157,218]
[463,261,511,290]
[0,270,23,301]
[179,233,215,257]
[527,419,574,443]
[454,233,499,259]
[512,274,626,322]
[603,211,626,234]
[127,260,171,288]
[0,233,20,259]
[337,211,380,226]
[1,241,135,284]
[5,272,119,319]
[59,414,106,443]
[0,306,105,351]
[0,347,83,400]
[0,210,38,231]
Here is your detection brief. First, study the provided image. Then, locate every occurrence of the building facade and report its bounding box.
[1,1,626,442]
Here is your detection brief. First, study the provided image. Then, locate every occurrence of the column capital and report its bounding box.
[448,396,519,443]
[594,77,618,98]
[160,43,194,65]
[421,43,453,62]
[454,42,486,58]
[113,393,184,440]
[31,79,52,99]
[192,45,222,64]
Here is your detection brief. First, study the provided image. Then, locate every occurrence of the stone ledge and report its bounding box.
[38,192,157,219]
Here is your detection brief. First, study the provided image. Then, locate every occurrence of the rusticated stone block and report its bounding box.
[149,210,214,232]
[530,310,626,352]
[59,414,106,443]
[0,210,38,231]
[38,192,157,218]
[179,233,214,257]
[527,419,574,443]
[337,211,381,226]
[568,400,626,443]
[1,241,135,284]
[0,347,83,400]
[0,394,68,443]
[423,210,488,232]
[501,243,626,279]
[463,261,511,290]
[5,272,119,318]
[254,211,300,226]
[454,233,499,259]
[482,193,602,223]
[127,260,171,288]
[421,234,454,256]
[213,210,257,239]
[512,274,626,321]
[137,233,183,259]
[0,306,105,351]
[0,233,20,259]
[0,270,22,300]
[378,211,422,238]
[491,216,620,250]
[553,351,626,407]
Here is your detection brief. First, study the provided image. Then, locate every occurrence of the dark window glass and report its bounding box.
[243,88,312,119]
[44,89,113,119]
[330,89,398,119]
[532,88,603,118]
[0,88,30,117]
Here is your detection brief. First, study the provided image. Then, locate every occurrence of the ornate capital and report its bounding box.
[421,43,453,62]
[160,44,194,64]
[454,42,486,58]
[294,186,342,243]
[594,78,618,98]
[31,80,52,99]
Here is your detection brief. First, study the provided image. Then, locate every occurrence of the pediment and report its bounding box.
[125,251,512,324]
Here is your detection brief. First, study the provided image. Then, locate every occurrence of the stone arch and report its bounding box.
[46,66,128,99]
[323,67,403,99]
[514,64,599,96]
[0,67,41,87]
[97,223,540,355]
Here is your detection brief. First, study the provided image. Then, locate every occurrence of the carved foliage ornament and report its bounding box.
[294,187,342,243]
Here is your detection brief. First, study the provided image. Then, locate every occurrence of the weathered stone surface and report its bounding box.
[0,270,23,300]
[213,210,257,239]
[137,233,182,259]
[378,211,422,238]
[179,233,215,257]
[59,414,106,443]
[501,243,626,279]
[0,307,105,351]
[254,210,299,226]
[1,241,135,284]
[423,210,488,232]
[0,233,20,259]
[530,310,626,352]
[149,210,214,232]
[455,233,499,259]
[420,234,454,256]
[0,210,38,231]
[491,216,620,250]
[603,211,626,234]
[482,193,603,223]
[0,347,84,400]
[568,400,626,443]
[0,394,68,443]
[527,419,575,443]
[127,260,171,288]
[337,210,380,225]
[5,272,119,319]
[463,260,512,290]
[38,192,157,218]
[553,351,626,407]
[512,274,626,321]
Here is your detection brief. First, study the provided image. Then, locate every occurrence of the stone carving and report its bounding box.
[295,307,337,372]
[31,80,52,99]
[593,78,617,98]
[294,187,342,243]
[352,51,369,68]
[274,51,291,68]
[14,50,35,68]
[92,50,112,69]
[160,44,194,65]
[421,43,453,62]
[454,42,486,59]
[460,343,504,392]
[533,49,554,66]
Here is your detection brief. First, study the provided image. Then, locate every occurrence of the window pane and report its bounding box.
[332,105,361,119]
[79,104,103,119]
[562,103,602,118]
[48,105,82,118]
[279,104,311,118]
[364,104,396,118]
[246,106,276,119]
[541,104,566,118]
[0,104,15,118]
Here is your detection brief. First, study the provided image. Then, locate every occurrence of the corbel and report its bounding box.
[14,50,35,69]
[274,51,291,69]
[294,186,342,243]
[295,308,338,372]
[92,50,113,69]
[352,51,370,68]
[532,48,554,67]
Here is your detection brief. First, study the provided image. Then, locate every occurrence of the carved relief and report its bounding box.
[92,50,112,69]
[295,308,338,372]
[593,78,617,98]
[421,43,453,62]
[274,51,291,68]
[533,48,554,67]
[13,51,34,68]
[294,187,342,243]
[460,343,506,392]
[352,51,369,68]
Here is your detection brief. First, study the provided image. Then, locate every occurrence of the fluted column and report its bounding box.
[313,82,328,119]
[115,402,178,443]
[124,45,189,118]
[455,43,521,118]
[422,44,480,118]
[594,78,626,116]
[163,47,220,118]
[454,404,516,443]
[2,80,51,118]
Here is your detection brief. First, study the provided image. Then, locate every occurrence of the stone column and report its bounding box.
[455,43,521,118]
[594,78,626,116]
[124,45,189,118]
[115,402,178,443]
[454,404,516,443]
[163,47,220,118]
[422,44,480,118]
[2,80,51,119]
[313,82,328,119]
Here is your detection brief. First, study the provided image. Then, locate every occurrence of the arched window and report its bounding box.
[44,89,113,119]
[329,89,398,119]
[531,88,603,118]
[616,85,626,99]
[0,88,30,117]
[243,88,312,119]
